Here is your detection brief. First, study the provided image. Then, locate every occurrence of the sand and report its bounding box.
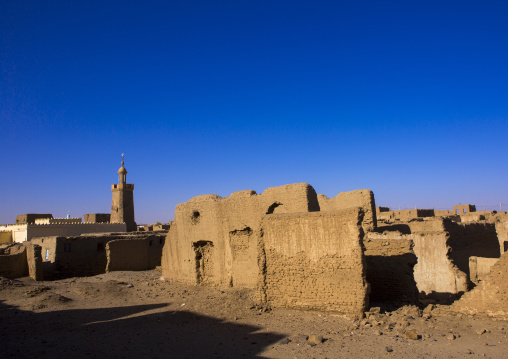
[0,269,506,358]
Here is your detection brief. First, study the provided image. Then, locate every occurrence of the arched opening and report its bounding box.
[266,202,282,214]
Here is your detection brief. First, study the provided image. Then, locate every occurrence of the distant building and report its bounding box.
[0,158,139,243]
[453,204,476,214]
[84,213,111,223]
[15,214,53,224]
[111,154,137,231]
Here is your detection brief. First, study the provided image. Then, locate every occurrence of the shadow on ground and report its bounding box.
[0,300,284,358]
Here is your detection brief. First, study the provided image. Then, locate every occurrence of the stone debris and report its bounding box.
[307,335,324,345]
[405,330,419,340]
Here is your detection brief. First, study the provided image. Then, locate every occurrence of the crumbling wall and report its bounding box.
[161,194,224,286]
[259,209,368,316]
[453,204,476,214]
[469,256,499,284]
[0,244,28,279]
[161,183,320,288]
[0,231,12,244]
[363,231,418,304]
[495,218,508,253]
[444,221,500,280]
[25,243,44,281]
[317,189,376,231]
[445,251,508,318]
[106,235,164,272]
[31,236,110,279]
[409,219,468,300]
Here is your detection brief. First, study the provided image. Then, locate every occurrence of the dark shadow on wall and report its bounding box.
[419,291,465,305]
[445,221,500,283]
[374,224,411,235]
[0,301,284,359]
[366,253,419,311]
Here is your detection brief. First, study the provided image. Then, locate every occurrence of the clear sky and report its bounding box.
[1,1,507,224]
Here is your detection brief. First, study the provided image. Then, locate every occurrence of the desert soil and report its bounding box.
[0,269,506,359]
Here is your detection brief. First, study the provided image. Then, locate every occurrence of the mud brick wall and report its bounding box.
[469,256,499,284]
[0,245,27,279]
[446,251,508,318]
[317,189,377,231]
[31,236,110,279]
[25,243,43,280]
[495,218,508,253]
[106,236,164,272]
[364,232,418,304]
[409,219,469,298]
[259,209,368,316]
[161,183,320,288]
[444,221,500,280]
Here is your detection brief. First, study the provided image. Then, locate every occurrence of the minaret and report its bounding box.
[111,154,136,231]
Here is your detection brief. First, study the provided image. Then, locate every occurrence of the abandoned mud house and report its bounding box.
[0,232,166,280]
[162,183,374,316]
[161,182,508,318]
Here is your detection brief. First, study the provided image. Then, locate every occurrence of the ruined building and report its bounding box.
[162,183,372,317]
[111,154,137,231]
[161,183,508,318]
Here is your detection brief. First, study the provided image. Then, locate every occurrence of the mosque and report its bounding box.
[0,155,136,244]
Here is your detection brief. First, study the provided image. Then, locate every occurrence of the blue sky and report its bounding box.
[1,1,507,224]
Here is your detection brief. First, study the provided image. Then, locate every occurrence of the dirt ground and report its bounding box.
[0,269,506,359]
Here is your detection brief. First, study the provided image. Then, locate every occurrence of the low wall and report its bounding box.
[0,246,27,279]
[469,256,499,284]
[0,231,12,244]
[445,251,508,318]
[106,236,164,272]
[259,208,368,316]
[31,236,111,279]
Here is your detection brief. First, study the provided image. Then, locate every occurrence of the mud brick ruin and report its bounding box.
[1,156,507,319]
[162,183,508,318]
[0,156,164,280]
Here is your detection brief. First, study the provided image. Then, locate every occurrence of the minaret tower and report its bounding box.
[111,154,136,231]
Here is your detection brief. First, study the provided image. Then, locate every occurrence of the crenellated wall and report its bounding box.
[0,223,127,243]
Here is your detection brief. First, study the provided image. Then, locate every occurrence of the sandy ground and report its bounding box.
[0,269,506,359]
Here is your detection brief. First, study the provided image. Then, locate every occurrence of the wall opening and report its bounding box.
[191,211,200,225]
[193,241,214,284]
[266,202,283,214]
[64,243,71,252]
